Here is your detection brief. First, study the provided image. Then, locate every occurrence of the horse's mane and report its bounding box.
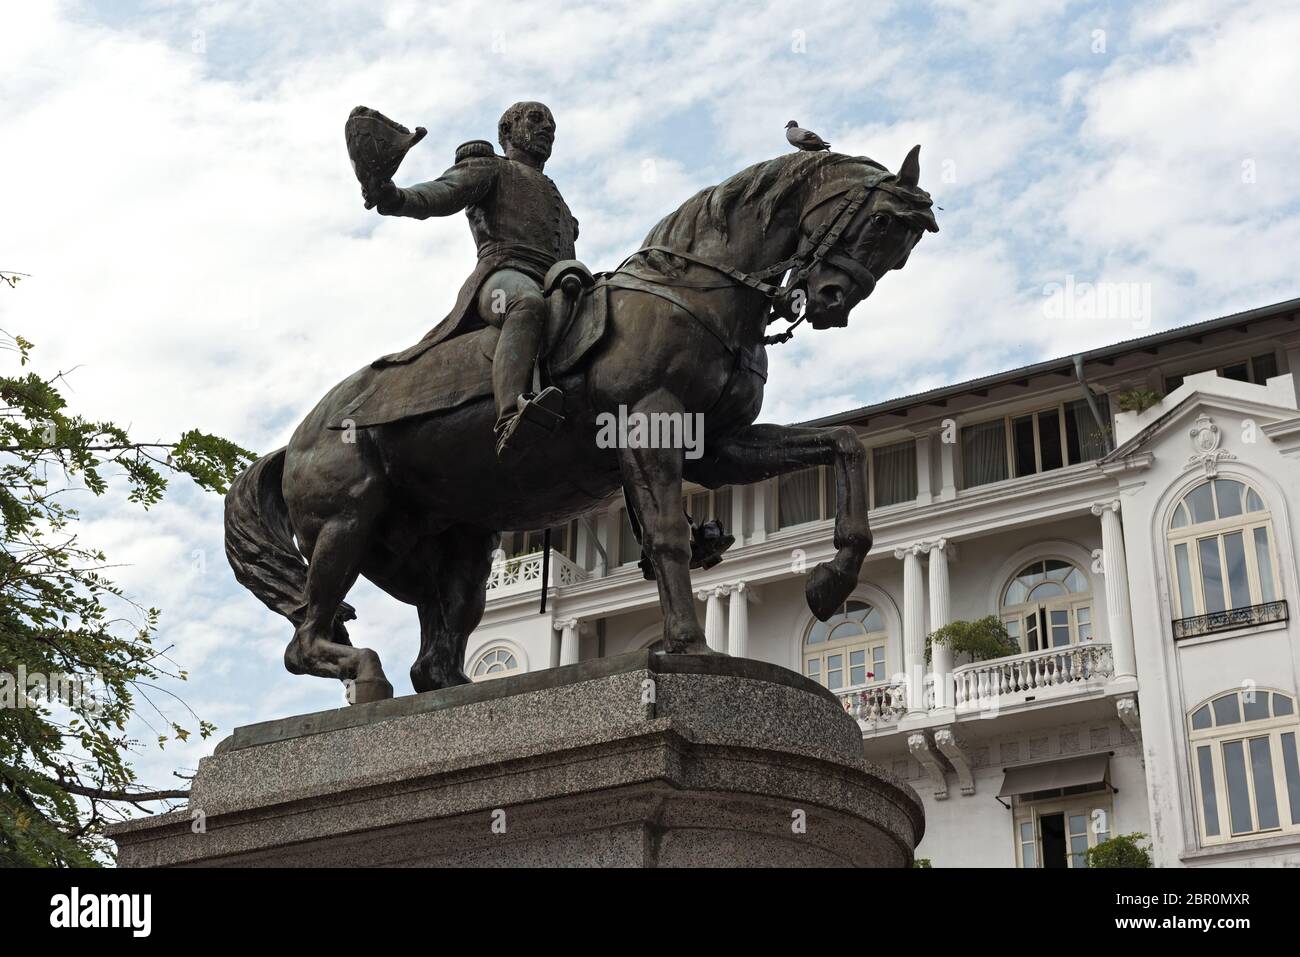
[643,151,887,249]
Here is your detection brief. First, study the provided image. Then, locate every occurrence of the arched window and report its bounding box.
[1000,559,1093,652]
[803,599,887,691]
[1188,689,1300,845]
[469,646,521,681]
[1168,478,1281,625]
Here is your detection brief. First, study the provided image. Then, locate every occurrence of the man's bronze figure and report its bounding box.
[366,101,576,461]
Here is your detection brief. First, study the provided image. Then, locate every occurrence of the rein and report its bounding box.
[612,171,893,345]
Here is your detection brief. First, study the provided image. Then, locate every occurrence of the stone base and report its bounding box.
[109,652,924,867]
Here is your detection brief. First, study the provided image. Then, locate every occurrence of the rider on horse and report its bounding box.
[365,101,577,463]
[232,123,937,701]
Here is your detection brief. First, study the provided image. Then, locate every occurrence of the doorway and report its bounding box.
[1039,812,1067,868]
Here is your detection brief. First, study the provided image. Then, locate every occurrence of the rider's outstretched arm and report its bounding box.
[374,158,496,220]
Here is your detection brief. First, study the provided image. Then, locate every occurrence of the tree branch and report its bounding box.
[55,780,189,803]
[0,442,178,453]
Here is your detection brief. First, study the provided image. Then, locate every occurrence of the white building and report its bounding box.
[466,297,1300,868]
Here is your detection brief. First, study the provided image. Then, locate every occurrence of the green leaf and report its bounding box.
[0,329,233,864]
[926,616,1021,663]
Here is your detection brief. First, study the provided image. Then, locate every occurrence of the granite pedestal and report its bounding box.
[109,652,924,867]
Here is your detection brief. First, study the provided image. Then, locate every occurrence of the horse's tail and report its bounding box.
[223,447,356,635]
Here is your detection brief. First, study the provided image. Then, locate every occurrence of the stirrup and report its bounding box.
[495,387,565,463]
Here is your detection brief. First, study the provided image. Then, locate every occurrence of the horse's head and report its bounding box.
[797,146,939,329]
[638,147,939,334]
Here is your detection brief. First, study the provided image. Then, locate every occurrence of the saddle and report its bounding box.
[334,261,603,430]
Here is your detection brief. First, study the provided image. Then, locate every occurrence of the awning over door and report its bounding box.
[997,753,1111,799]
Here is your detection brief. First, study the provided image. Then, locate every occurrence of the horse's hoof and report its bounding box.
[666,637,720,655]
[284,640,308,676]
[349,677,394,705]
[410,665,472,693]
[806,561,857,621]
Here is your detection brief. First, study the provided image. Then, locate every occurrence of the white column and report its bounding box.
[594,509,614,577]
[895,544,927,715]
[575,518,594,573]
[928,539,953,709]
[729,485,747,547]
[1286,345,1300,407]
[914,431,934,505]
[555,617,580,667]
[727,582,749,659]
[938,427,957,500]
[1092,500,1137,680]
[698,587,727,653]
[750,480,769,544]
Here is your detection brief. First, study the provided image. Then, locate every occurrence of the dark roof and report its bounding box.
[799,296,1300,427]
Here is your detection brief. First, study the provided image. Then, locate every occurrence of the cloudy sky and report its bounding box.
[4,0,1299,802]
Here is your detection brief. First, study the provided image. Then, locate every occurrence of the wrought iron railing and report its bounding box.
[1172,600,1289,640]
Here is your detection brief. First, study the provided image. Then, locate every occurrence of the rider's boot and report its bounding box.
[494,388,565,464]
[492,300,564,463]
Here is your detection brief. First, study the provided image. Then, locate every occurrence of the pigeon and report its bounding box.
[786,120,830,152]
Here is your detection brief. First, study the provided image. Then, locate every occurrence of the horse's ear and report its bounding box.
[898,145,921,188]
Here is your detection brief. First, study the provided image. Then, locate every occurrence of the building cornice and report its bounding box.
[1261,415,1300,459]
[547,462,1125,621]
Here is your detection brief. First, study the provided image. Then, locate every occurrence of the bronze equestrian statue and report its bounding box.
[225,101,938,703]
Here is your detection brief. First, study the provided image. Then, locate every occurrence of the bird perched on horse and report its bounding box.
[786,120,831,151]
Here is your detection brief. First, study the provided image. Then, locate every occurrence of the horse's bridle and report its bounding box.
[614,169,897,344]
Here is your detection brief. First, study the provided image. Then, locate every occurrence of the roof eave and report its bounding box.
[798,296,1300,428]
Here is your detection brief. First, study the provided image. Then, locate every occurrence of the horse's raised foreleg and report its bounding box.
[617,401,708,654]
[286,512,394,703]
[686,423,871,621]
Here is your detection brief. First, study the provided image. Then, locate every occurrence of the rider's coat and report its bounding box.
[374,153,578,368]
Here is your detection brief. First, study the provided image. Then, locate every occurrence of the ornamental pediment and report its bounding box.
[1106,380,1299,470]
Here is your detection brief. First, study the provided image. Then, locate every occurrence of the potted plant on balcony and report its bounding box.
[1117,387,1161,413]
[926,616,1020,666]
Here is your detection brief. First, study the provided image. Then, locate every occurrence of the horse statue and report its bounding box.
[225,146,938,703]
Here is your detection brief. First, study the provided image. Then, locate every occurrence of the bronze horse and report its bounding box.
[225,148,938,702]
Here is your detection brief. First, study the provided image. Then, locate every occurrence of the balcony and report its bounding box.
[842,679,909,728]
[1172,600,1289,641]
[486,550,589,600]
[952,642,1114,713]
[838,644,1120,733]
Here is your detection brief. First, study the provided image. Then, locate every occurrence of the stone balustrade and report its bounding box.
[486,550,589,598]
[952,642,1113,710]
[843,679,909,726]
